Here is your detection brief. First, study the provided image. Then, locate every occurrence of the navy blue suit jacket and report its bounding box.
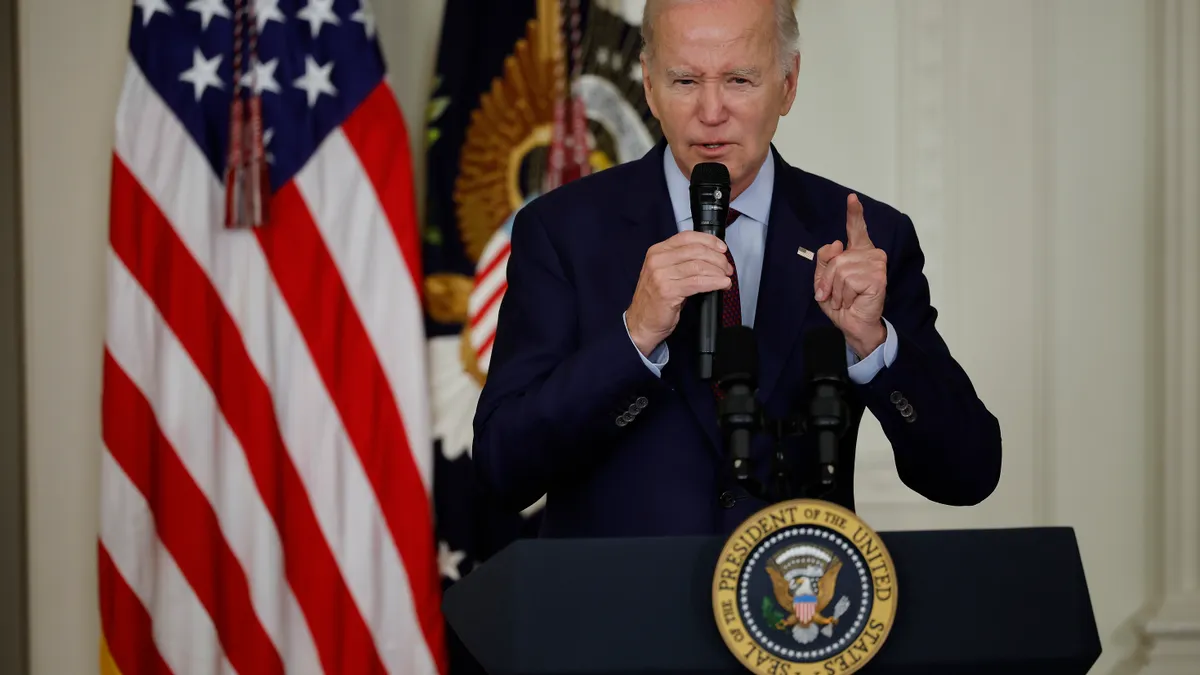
[471,141,1002,538]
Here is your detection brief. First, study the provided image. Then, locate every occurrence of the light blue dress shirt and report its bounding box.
[623,146,898,383]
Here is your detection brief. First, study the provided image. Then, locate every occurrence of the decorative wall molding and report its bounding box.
[855,0,957,507]
[1139,1,1200,673]
[0,0,29,672]
[896,0,952,301]
[1029,0,1057,527]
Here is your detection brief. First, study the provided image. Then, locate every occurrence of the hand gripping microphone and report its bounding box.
[690,162,731,380]
[802,325,851,487]
[715,324,760,488]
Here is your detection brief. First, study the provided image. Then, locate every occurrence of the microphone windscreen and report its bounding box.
[690,161,730,186]
[714,324,757,385]
[803,324,848,382]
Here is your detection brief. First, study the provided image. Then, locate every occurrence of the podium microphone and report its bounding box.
[715,324,759,488]
[803,325,851,486]
[690,162,730,380]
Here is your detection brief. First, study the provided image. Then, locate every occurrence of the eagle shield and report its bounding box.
[766,544,844,630]
[794,593,817,623]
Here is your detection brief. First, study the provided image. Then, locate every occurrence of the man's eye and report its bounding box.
[675,79,695,85]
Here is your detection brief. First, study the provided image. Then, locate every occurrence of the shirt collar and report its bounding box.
[663,145,774,226]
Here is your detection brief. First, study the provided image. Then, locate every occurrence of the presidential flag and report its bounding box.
[99,1,443,674]
[421,0,660,668]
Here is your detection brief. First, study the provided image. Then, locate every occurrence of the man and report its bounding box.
[471,0,1001,537]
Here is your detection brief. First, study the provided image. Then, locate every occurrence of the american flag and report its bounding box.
[794,595,817,624]
[98,1,443,674]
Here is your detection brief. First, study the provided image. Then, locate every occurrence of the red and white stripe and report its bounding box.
[98,56,443,675]
[794,599,816,624]
[466,230,511,375]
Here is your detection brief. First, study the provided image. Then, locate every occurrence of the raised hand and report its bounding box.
[626,230,734,356]
[813,194,888,358]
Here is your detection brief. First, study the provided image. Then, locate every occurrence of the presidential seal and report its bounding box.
[712,500,897,675]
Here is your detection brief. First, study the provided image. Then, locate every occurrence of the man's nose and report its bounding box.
[697,84,727,125]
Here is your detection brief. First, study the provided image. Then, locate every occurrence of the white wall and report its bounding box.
[18,1,1192,674]
[20,3,128,673]
[772,3,1157,674]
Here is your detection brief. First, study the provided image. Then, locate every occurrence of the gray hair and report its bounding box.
[640,0,801,76]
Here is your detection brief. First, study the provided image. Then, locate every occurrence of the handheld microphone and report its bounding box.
[715,324,760,488]
[802,325,851,486]
[689,162,731,380]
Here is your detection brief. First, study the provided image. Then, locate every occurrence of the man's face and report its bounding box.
[641,0,799,197]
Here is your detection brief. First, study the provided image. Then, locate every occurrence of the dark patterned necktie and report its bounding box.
[721,208,742,328]
[713,209,741,399]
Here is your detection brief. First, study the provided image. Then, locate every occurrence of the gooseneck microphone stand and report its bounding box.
[711,324,852,504]
[713,325,764,499]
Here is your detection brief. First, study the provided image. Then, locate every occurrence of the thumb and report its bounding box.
[813,240,843,297]
[846,193,873,249]
[816,240,843,269]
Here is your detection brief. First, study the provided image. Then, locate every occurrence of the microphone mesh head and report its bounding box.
[690,162,730,186]
[715,324,757,385]
[803,324,848,382]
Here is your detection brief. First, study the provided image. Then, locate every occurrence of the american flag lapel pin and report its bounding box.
[796,246,814,261]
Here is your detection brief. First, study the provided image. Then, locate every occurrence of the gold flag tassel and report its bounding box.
[224,0,270,228]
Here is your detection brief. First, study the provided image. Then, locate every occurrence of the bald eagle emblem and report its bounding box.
[765,544,853,645]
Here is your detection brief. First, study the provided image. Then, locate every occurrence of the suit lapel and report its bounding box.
[619,142,723,455]
[753,150,826,404]
[663,285,722,454]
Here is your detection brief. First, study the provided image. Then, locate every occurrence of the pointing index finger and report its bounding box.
[846,193,873,250]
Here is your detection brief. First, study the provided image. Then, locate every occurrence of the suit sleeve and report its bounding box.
[854,212,1003,506]
[471,205,659,511]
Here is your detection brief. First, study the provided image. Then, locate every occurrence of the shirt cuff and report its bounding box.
[846,318,898,384]
[623,311,669,377]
